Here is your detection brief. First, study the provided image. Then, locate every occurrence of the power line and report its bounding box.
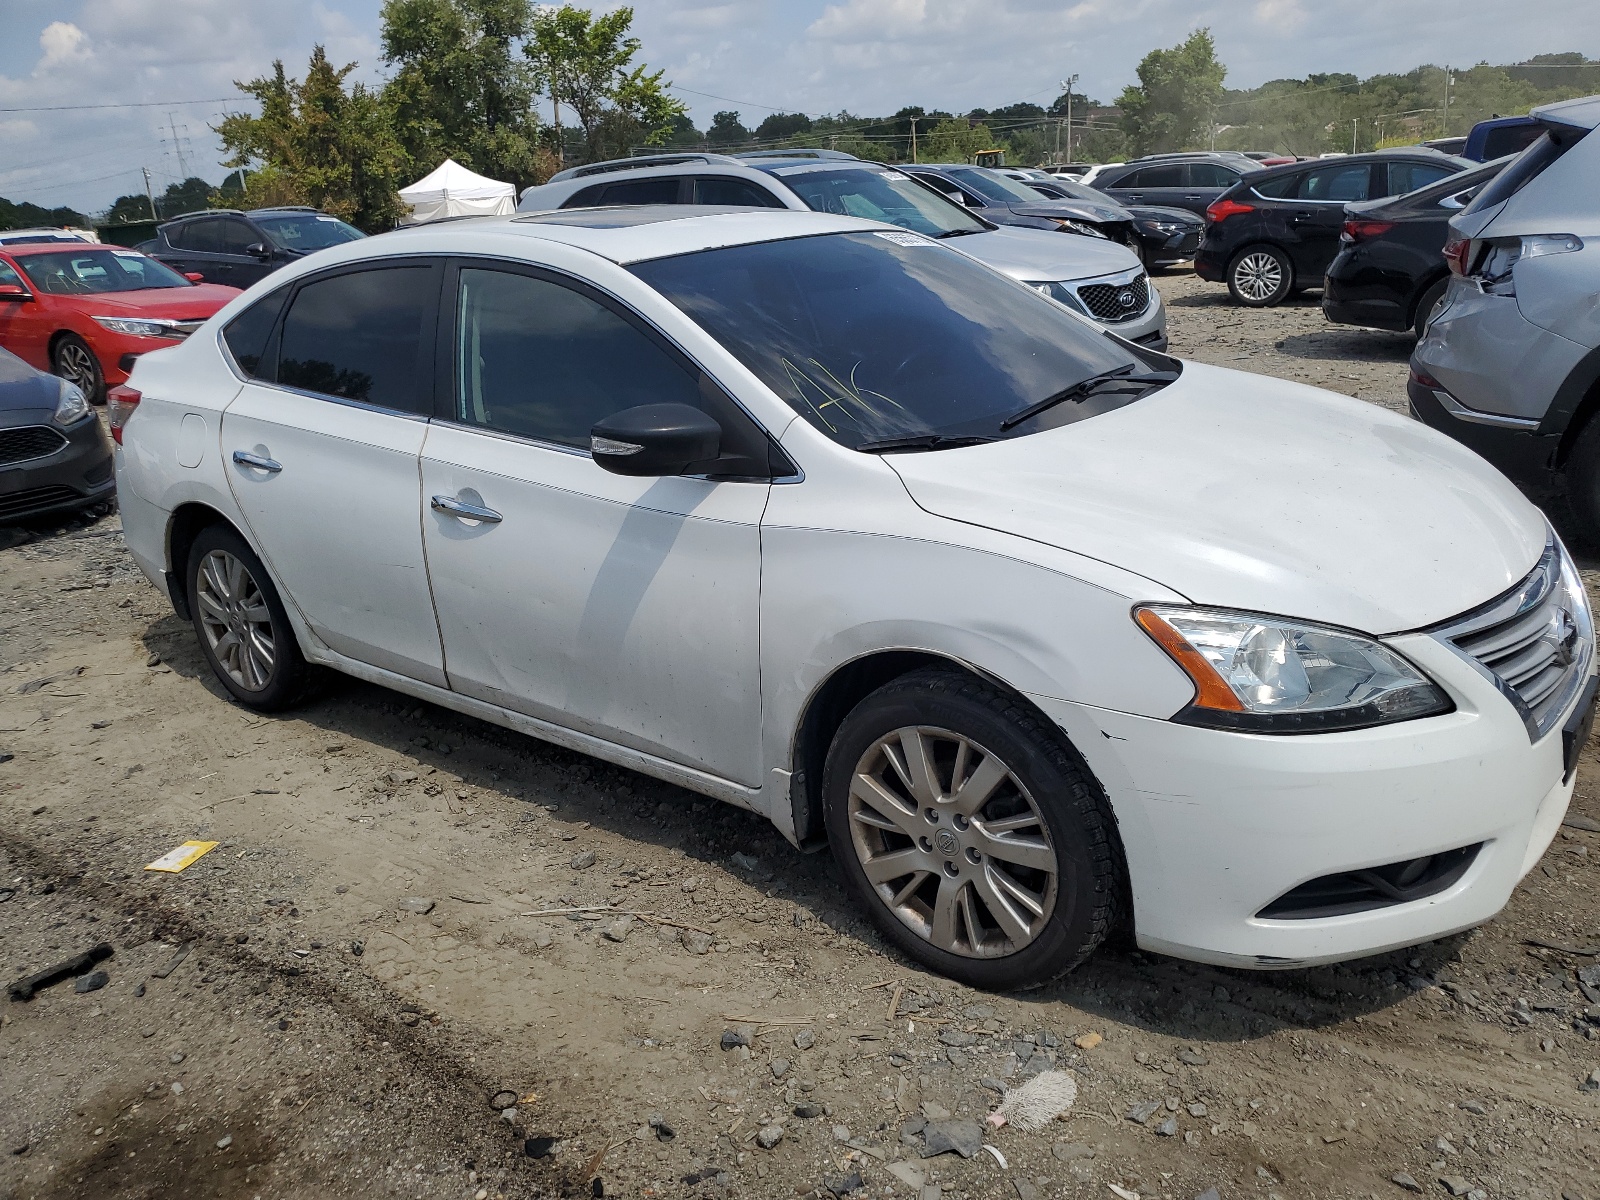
[0,96,236,114]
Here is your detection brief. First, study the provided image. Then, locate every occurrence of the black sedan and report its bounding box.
[1021,175,1202,268]
[1322,157,1508,339]
[905,164,1137,247]
[1194,150,1473,306]
[0,347,114,523]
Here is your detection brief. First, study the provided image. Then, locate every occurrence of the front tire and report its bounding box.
[53,333,104,403]
[1227,244,1294,307]
[186,525,318,711]
[822,669,1123,990]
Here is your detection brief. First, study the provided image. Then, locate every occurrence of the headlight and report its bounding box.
[52,378,90,426]
[1056,219,1108,239]
[1134,605,1453,733]
[92,315,185,339]
[1144,221,1184,234]
[1023,280,1089,315]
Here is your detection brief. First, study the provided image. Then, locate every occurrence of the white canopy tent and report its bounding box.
[398,159,516,224]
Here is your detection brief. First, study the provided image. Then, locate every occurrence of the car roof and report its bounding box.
[370,206,880,265]
[1240,149,1474,180]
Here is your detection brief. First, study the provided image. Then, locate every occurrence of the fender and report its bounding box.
[1542,341,1600,465]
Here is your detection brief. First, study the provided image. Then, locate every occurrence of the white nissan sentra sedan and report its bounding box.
[111,207,1596,989]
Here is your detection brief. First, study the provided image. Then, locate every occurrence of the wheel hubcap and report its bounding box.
[195,550,276,691]
[1234,252,1282,302]
[57,343,96,392]
[847,726,1058,959]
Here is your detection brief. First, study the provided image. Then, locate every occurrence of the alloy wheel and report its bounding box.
[195,549,276,691]
[846,725,1058,959]
[1232,251,1284,303]
[55,341,98,394]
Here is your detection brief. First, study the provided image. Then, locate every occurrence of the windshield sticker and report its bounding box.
[878,170,909,180]
[314,216,337,222]
[111,250,142,258]
[873,230,932,247]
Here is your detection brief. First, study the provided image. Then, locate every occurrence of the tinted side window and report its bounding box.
[693,177,784,207]
[1186,163,1239,187]
[1386,162,1457,195]
[179,219,222,253]
[223,286,289,378]
[217,218,259,255]
[454,267,695,448]
[1252,172,1301,198]
[1129,165,1185,187]
[277,267,433,411]
[564,183,609,208]
[599,178,682,205]
[1482,124,1542,161]
[1299,165,1371,201]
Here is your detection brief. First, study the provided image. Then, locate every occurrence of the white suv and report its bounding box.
[518,152,1167,349]
[113,207,1593,987]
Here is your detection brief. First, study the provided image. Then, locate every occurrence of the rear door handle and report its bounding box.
[232,450,282,473]
[431,494,503,523]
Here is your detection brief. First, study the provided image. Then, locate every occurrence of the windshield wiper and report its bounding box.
[998,367,1177,431]
[932,228,984,239]
[856,433,997,453]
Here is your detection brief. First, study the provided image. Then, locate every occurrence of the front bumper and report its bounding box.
[1033,630,1589,969]
[0,413,115,522]
[1139,227,1202,265]
[1068,268,1167,351]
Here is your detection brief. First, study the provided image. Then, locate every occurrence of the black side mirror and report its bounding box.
[590,403,721,476]
[244,242,272,259]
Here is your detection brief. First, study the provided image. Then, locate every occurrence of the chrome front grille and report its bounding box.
[1433,538,1594,741]
[1074,272,1151,323]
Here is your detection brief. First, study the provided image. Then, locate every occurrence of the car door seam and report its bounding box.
[416,420,453,685]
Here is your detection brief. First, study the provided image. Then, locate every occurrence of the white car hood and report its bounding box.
[888,363,1546,635]
[957,224,1142,284]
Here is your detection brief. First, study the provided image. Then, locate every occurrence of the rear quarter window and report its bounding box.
[223,286,290,378]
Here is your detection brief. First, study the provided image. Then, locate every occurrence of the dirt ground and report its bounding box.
[3,270,1599,1200]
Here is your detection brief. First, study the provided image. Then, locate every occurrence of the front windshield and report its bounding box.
[632,230,1147,449]
[16,248,192,293]
[946,167,1048,203]
[770,166,987,237]
[253,213,365,252]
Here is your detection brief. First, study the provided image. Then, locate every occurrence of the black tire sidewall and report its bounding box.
[185,525,310,711]
[1227,244,1293,307]
[1413,278,1447,340]
[53,333,104,404]
[822,671,1119,990]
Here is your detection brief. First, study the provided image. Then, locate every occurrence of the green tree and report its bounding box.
[0,197,89,230]
[755,112,812,143]
[706,110,750,146]
[526,6,685,164]
[380,0,549,190]
[1118,29,1227,154]
[216,47,410,231]
[103,194,157,226]
[920,118,996,163]
[157,176,216,218]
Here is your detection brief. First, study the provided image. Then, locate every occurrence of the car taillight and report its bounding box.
[106,385,141,445]
[1342,218,1396,242]
[1442,233,1472,277]
[1204,198,1255,223]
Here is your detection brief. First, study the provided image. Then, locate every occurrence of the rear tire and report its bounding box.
[822,668,1123,990]
[186,524,319,711]
[52,333,104,404]
[1226,244,1294,307]
[1413,278,1448,340]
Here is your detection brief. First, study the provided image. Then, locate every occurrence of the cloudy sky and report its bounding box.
[3,0,1597,217]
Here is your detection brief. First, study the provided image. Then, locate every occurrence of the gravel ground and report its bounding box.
[2,276,1599,1200]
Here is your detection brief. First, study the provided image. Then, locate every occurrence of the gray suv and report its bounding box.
[517,153,1167,348]
[1409,95,1600,528]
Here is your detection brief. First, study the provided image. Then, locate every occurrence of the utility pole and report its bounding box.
[1442,65,1453,136]
[1060,75,1078,164]
[1352,117,1358,154]
[141,168,158,221]
[909,117,918,163]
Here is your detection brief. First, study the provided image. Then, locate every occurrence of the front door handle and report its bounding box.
[431,494,502,523]
[232,449,282,473]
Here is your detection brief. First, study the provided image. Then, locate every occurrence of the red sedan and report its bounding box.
[0,242,239,402]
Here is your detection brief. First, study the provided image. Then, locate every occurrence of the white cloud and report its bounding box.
[38,21,91,69]
[1253,0,1309,32]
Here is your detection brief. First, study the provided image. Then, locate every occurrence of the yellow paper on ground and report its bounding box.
[144,840,219,873]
